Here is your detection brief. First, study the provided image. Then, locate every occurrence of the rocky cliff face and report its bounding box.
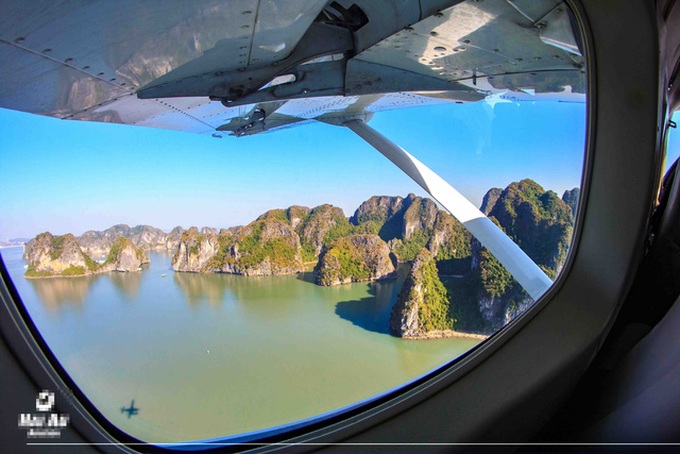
[351,194,471,265]
[101,237,150,272]
[481,187,503,215]
[485,179,573,275]
[297,204,351,259]
[165,226,184,253]
[562,187,580,218]
[401,194,439,239]
[22,238,35,260]
[314,234,396,286]
[390,248,454,338]
[25,232,100,277]
[287,205,311,231]
[427,211,472,274]
[470,179,575,330]
[219,219,303,276]
[350,195,405,240]
[171,227,221,272]
[172,219,303,276]
[78,224,175,257]
[129,224,170,251]
[25,232,152,278]
[350,194,438,241]
[20,181,577,333]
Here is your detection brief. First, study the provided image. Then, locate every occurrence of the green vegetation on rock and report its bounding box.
[326,238,371,283]
[206,231,237,270]
[49,235,66,260]
[314,234,395,286]
[104,237,130,265]
[296,204,351,260]
[300,240,318,263]
[24,264,53,278]
[393,229,430,262]
[478,248,513,298]
[61,265,86,276]
[257,209,290,224]
[238,221,298,269]
[187,219,302,275]
[415,250,455,332]
[469,179,576,331]
[25,232,100,277]
[101,236,149,271]
[23,179,576,336]
[390,248,455,337]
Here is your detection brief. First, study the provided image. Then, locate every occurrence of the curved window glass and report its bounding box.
[0,0,587,444]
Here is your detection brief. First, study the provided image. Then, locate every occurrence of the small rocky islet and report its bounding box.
[22,179,577,338]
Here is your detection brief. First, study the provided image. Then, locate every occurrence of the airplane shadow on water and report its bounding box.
[121,399,139,419]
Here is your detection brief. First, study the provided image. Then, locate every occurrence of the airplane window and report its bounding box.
[0,0,586,445]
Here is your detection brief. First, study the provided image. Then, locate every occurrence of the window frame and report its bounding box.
[0,0,665,450]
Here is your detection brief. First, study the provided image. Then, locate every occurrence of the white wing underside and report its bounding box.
[0,0,584,137]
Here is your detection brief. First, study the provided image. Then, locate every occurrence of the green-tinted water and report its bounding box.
[2,248,481,442]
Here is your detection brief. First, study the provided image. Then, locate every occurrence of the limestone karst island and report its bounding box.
[22,179,578,339]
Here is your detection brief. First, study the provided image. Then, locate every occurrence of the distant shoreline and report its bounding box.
[404,330,488,341]
[24,273,95,280]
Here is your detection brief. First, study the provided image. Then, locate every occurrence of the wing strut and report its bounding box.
[344,119,552,300]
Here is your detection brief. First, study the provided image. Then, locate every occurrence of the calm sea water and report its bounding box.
[1,247,481,443]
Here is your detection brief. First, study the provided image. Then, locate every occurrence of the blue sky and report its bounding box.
[0,99,599,240]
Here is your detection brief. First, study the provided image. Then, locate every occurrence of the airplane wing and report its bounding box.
[0,0,585,138]
[0,0,586,299]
